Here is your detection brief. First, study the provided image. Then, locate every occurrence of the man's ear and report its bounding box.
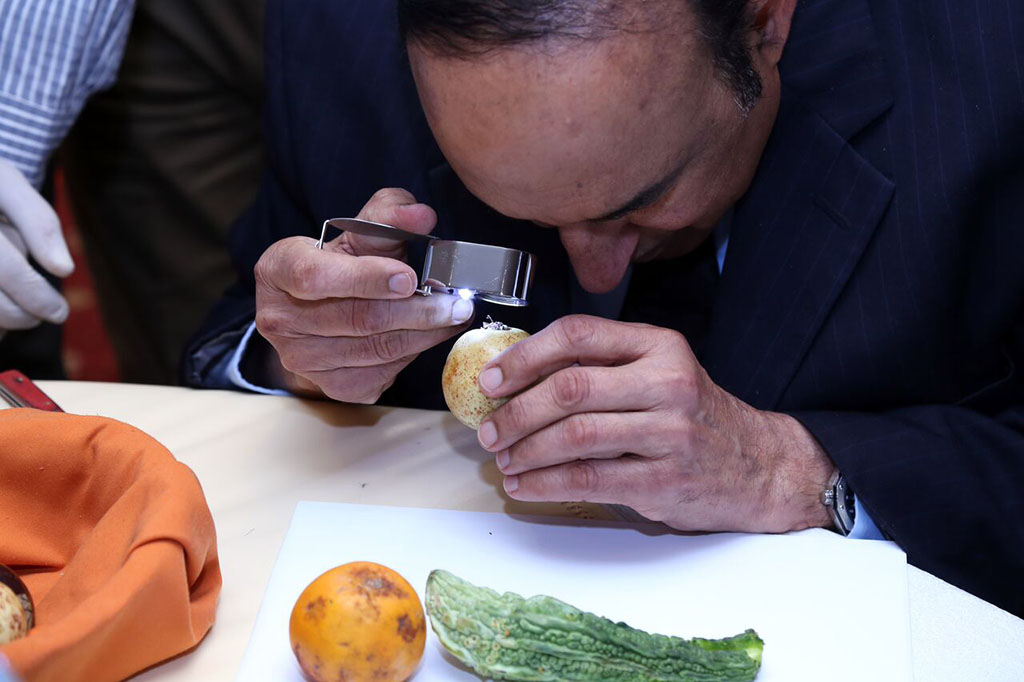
[752,0,798,66]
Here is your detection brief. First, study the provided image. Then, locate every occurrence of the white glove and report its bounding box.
[0,158,74,338]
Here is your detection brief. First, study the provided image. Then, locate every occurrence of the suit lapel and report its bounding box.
[701,0,896,409]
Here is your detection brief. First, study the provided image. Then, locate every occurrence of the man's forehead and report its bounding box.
[410,22,705,117]
[405,0,711,140]
[407,16,713,224]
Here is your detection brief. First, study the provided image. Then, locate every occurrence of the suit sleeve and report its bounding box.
[790,315,1024,616]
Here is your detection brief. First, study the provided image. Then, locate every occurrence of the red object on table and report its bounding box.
[0,370,63,411]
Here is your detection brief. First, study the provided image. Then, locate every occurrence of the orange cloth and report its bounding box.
[0,409,221,682]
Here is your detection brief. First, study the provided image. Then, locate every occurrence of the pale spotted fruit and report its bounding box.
[289,562,426,682]
[0,564,33,645]
[442,320,530,429]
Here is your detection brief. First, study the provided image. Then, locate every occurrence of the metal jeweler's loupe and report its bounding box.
[317,217,535,307]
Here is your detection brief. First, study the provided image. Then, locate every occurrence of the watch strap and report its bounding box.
[822,469,856,536]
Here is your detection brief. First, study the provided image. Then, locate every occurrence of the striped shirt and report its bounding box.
[0,0,133,188]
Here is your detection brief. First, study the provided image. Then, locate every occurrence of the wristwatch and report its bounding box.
[822,469,856,536]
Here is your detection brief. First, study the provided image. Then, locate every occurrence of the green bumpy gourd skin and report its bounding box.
[425,569,764,682]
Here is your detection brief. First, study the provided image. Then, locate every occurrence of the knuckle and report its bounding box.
[275,345,302,373]
[256,239,306,286]
[350,299,392,335]
[253,252,275,290]
[378,374,399,396]
[550,369,589,410]
[364,187,413,214]
[502,336,532,374]
[270,335,312,374]
[671,367,700,406]
[557,315,598,349]
[371,187,404,203]
[656,357,698,400]
[661,329,691,355]
[563,460,600,495]
[368,331,408,362]
[561,413,598,452]
[335,300,357,333]
[503,330,542,376]
[500,396,530,433]
[673,419,698,452]
[255,306,289,337]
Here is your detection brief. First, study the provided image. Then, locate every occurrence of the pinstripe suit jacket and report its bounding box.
[185,0,1024,615]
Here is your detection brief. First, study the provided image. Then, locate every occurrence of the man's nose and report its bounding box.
[557,222,639,294]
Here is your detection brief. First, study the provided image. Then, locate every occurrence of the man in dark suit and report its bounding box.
[185,0,1024,615]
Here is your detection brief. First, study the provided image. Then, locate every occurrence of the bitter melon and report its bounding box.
[425,569,763,681]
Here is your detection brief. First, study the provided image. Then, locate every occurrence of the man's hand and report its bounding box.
[254,188,474,402]
[474,315,836,533]
[0,159,74,337]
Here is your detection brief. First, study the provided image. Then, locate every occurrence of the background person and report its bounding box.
[0,0,133,377]
[63,0,264,385]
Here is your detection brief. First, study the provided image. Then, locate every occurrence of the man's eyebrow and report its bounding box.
[590,162,686,223]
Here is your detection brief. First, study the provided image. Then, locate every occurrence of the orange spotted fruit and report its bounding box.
[289,561,426,682]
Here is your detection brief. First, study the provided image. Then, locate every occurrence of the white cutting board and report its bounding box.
[236,502,911,681]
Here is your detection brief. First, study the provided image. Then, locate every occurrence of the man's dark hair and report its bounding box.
[397,0,764,113]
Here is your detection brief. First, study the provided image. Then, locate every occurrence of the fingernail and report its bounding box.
[504,475,519,494]
[452,298,474,324]
[495,450,510,470]
[479,367,503,393]
[478,420,498,448]
[389,273,414,295]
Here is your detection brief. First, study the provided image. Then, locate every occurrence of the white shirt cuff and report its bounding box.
[227,322,291,396]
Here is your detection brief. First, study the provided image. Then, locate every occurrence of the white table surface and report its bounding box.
[29,381,1024,681]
